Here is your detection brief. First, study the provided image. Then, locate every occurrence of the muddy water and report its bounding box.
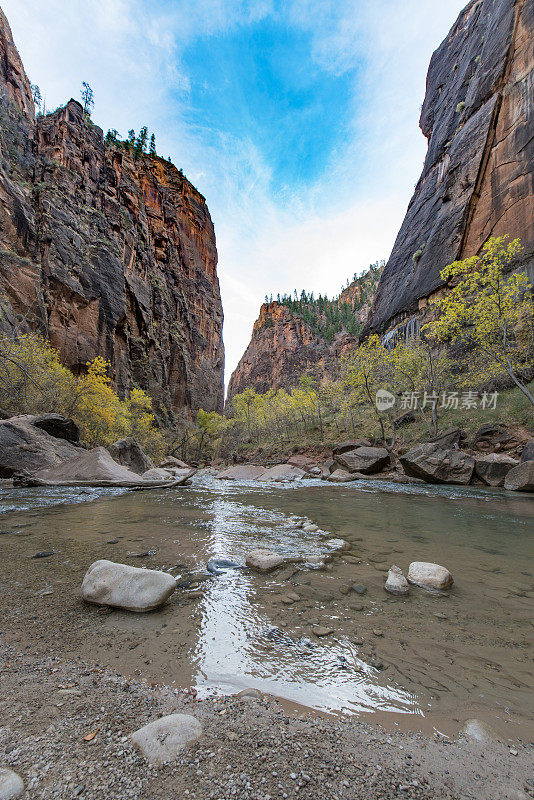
[0,475,533,736]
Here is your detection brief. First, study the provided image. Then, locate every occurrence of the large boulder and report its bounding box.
[475,454,518,487]
[332,439,372,456]
[217,465,267,480]
[259,464,305,481]
[245,549,288,573]
[0,415,79,478]
[108,436,154,475]
[30,447,143,485]
[81,560,177,611]
[141,467,174,481]
[32,413,80,443]
[320,459,336,479]
[159,456,190,469]
[335,446,390,475]
[327,469,359,483]
[130,714,202,765]
[407,562,453,591]
[399,444,474,485]
[520,438,534,462]
[427,427,466,449]
[504,461,534,492]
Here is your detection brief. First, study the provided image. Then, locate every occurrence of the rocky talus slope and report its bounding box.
[367,0,533,336]
[227,267,381,398]
[0,8,224,417]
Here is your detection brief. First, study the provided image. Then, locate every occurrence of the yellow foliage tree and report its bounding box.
[425,236,534,406]
[72,357,129,447]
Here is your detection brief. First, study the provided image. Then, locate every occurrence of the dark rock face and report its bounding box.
[520,438,534,462]
[400,443,475,485]
[475,453,518,486]
[107,436,154,475]
[0,415,79,477]
[367,0,534,334]
[0,11,224,418]
[32,414,80,443]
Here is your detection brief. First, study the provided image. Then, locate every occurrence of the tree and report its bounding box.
[31,84,41,112]
[105,129,120,146]
[80,82,94,116]
[135,126,148,157]
[425,236,534,406]
[149,133,157,156]
[127,129,136,146]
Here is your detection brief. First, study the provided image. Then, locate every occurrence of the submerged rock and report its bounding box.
[81,559,177,612]
[0,768,24,799]
[407,562,453,591]
[130,714,202,765]
[504,461,534,492]
[385,565,409,596]
[207,558,243,575]
[245,549,288,573]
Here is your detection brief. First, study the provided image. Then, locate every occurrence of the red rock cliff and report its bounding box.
[0,9,224,417]
[366,0,533,335]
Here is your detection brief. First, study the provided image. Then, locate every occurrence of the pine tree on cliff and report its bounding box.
[135,126,148,158]
[80,82,94,117]
[149,133,157,157]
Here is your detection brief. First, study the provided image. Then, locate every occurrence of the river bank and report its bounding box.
[1,641,532,800]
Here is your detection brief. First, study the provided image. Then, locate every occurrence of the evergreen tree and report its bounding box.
[135,126,148,157]
[80,82,94,116]
[149,133,157,156]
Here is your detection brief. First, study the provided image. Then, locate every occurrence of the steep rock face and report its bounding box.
[0,11,224,416]
[367,0,533,334]
[227,266,382,398]
[227,302,356,398]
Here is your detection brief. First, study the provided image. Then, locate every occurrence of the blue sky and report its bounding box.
[4,0,467,383]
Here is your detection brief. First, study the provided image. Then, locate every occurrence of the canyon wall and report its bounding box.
[0,9,224,418]
[366,0,533,335]
[227,266,382,399]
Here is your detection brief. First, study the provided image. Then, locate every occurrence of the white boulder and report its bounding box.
[217,465,267,480]
[0,769,24,800]
[130,714,202,765]
[245,549,288,573]
[407,561,453,591]
[385,565,409,596]
[81,560,176,612]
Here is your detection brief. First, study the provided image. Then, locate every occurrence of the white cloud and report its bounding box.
[3,0,467,389]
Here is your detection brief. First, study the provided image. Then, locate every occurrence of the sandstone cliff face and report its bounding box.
[367,0,533,334]
[0,10,224,417]
[227,267,382,398]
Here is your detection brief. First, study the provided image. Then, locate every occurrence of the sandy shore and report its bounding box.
[1,640,532,800]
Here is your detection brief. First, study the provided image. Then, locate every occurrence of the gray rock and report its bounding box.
[407,561,453,591]
[504,461,534,492]
[81,559,177,612]
[0,768,24,799]
[332,440,372,455]
[0,415,79,478]
[400,444,474,485]
[520,438,534,463]
[302,523,319,532]
[259,464,305,482]
[108,436,154,474]
[320,459,336,478]
[141,467,174,481]
[327,468,358,483]
[475,453,518,487]
[335,446,390,475]
[245,549,287,573]
[32,413,80,443]
[385,565,409,596]
[159,456,190,469]
[130,714,202,765]
[217,465,267,480]
[352,584,367,595]
[30,447,146,485]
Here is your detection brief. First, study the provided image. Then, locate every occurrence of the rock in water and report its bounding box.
[108,436,154,475]
[31,447,144,485]
[259,464,306,482]
[130,714,202,765]
[245,550,287,573]
[217,465,267,481]
[0,415,79,478]
[81,560,176,612]
[504,461,534,492]
[0,768,24,799]
[141,467,175,481]
[385,565,409,596]
[327,469,358,483]
[407,562,453,591]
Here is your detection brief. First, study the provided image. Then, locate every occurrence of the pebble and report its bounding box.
[352,584,367,595]
[312,626,334,637]
[0,768,24,799]
[372,629,384,637]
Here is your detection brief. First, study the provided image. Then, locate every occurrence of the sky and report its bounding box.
[4,0,467,385]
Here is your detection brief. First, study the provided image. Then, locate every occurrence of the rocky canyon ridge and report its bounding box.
[0,8,224,418]
[230,0,533,395]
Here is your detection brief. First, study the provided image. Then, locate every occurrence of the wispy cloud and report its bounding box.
[3,0,467,385]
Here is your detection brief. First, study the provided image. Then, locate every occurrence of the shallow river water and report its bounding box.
[1,475,533,737]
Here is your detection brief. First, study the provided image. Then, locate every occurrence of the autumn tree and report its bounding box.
[426,236,534,406]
